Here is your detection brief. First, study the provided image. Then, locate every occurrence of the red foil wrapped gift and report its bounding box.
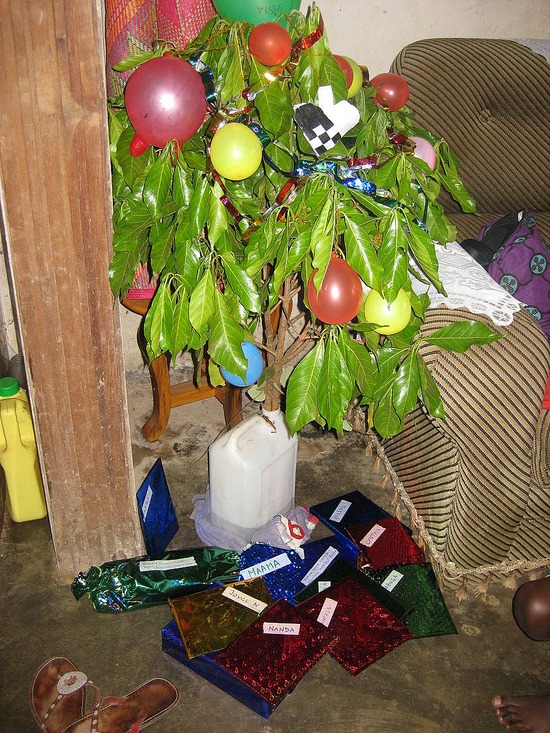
[346,516,425,570]
[297,576,414,675]
[216,598,337,706]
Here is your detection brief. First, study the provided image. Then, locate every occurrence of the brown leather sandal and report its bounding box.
[30,657,86,732]
[31,658,179,733]
[60,678,179,733]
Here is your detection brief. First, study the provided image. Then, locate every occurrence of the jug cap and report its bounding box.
[0,376,20,396]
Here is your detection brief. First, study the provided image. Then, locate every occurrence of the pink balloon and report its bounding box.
[125,56,207,156]
[409,136,437,169]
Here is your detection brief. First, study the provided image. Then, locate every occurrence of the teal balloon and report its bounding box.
[220,341,264,387]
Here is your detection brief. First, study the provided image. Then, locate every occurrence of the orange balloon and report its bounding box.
[307,258,363,324]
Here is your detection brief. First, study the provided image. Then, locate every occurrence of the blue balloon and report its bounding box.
[220,341,264,387]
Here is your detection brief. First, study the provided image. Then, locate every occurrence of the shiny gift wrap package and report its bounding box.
[239,543,303,602]
[72,547,241,612]
[361,562,457,638]
[298,576,414,675]
[239,536,358,605]
[346,517,425,570]
[169,577,273,658]
[162,619,279,718]
[310,490,410,561]
[216,599,338,706]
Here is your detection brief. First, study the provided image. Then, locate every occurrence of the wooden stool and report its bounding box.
[123,298,243,442]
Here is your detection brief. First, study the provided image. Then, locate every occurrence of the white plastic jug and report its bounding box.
[208,409,297,541]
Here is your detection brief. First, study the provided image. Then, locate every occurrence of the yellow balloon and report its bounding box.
[210,122,263,181]
[344,56,364,98]
[364,288,412,335]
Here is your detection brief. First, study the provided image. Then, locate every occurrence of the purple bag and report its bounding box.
[483,211,550,338]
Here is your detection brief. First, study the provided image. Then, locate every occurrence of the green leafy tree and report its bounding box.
[108,5,499,438]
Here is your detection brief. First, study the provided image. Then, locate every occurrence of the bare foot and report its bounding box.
[492,695,550,732]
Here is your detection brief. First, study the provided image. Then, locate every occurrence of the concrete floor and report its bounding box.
[1,371,550,732]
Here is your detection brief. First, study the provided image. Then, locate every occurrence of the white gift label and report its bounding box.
[317,597,338,627]
[141,486,153,520]
[360,523,386,547]
[381,569,404,591]
[329,499,352,523]
[240,553,291,580]
[318,580,332,592]
[263,622,300,636]
[222,586,267,614]
[139,557,197,572]
[300,546,339,586]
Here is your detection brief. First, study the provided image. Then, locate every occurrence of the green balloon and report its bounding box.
[212,0,301,25]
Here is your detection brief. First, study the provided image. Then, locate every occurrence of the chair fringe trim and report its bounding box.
[365,433,550,600]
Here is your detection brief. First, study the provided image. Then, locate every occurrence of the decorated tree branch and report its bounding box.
[108,4,499,438]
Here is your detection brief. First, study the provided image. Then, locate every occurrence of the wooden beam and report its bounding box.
[0,0,144,581]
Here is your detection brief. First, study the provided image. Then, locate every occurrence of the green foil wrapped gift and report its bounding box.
[71,548,241,613]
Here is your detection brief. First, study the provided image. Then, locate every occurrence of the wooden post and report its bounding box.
[0,0,144,581]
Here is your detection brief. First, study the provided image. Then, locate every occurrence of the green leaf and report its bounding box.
[108,248,141,298]
[207,185,230,244]
[171,291,191,355]
[174,228,201,293]
[208,289,248,376]
[417,354,445,418]
[311,190,335,289]
[393,352,420,418]
[318,336,353,432]
[222,256,261,313]
[373,392,402,438]
[143,150,174,219]
[143,282,174,359]
[188,177,210,239]
[425,321,502,352]
[339,330,377,399]
[341,207,382,289]
[114,124,151,189]
[112,50,158,72]
[378,211,409,299]
[254,76,293,138]
[189,270,215,335]
[150,220,175,274]
[286,340,325,433]
[405,215,444,292]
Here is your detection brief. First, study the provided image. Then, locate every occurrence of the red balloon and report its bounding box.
[248,23,293,67]
[334,55,353,88]
[370,72,410,112]
[307,258,363,325]
[125,56,207,156]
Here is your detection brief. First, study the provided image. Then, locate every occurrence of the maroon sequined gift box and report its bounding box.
[297,575,414,675]
[215,598,338,706]
[346,516,425,570]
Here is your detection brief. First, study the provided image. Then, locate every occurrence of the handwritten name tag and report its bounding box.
[139,557,197,572]
[141,486,153,520]
[381,569,404,591]
[263,622,301,636]
[317,598,338,627]
[240,553,291,580]
[360,523,386,547]
[300,546,339,586]
[222,586,268,613]
[329,499,352,522]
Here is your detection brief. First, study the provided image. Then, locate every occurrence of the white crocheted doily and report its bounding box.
[410,241,523,326]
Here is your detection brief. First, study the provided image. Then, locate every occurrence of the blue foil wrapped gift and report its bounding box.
[310,490,411,562]
[136,458,178,558]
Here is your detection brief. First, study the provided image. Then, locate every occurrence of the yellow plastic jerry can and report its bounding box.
[0,376,47,522]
